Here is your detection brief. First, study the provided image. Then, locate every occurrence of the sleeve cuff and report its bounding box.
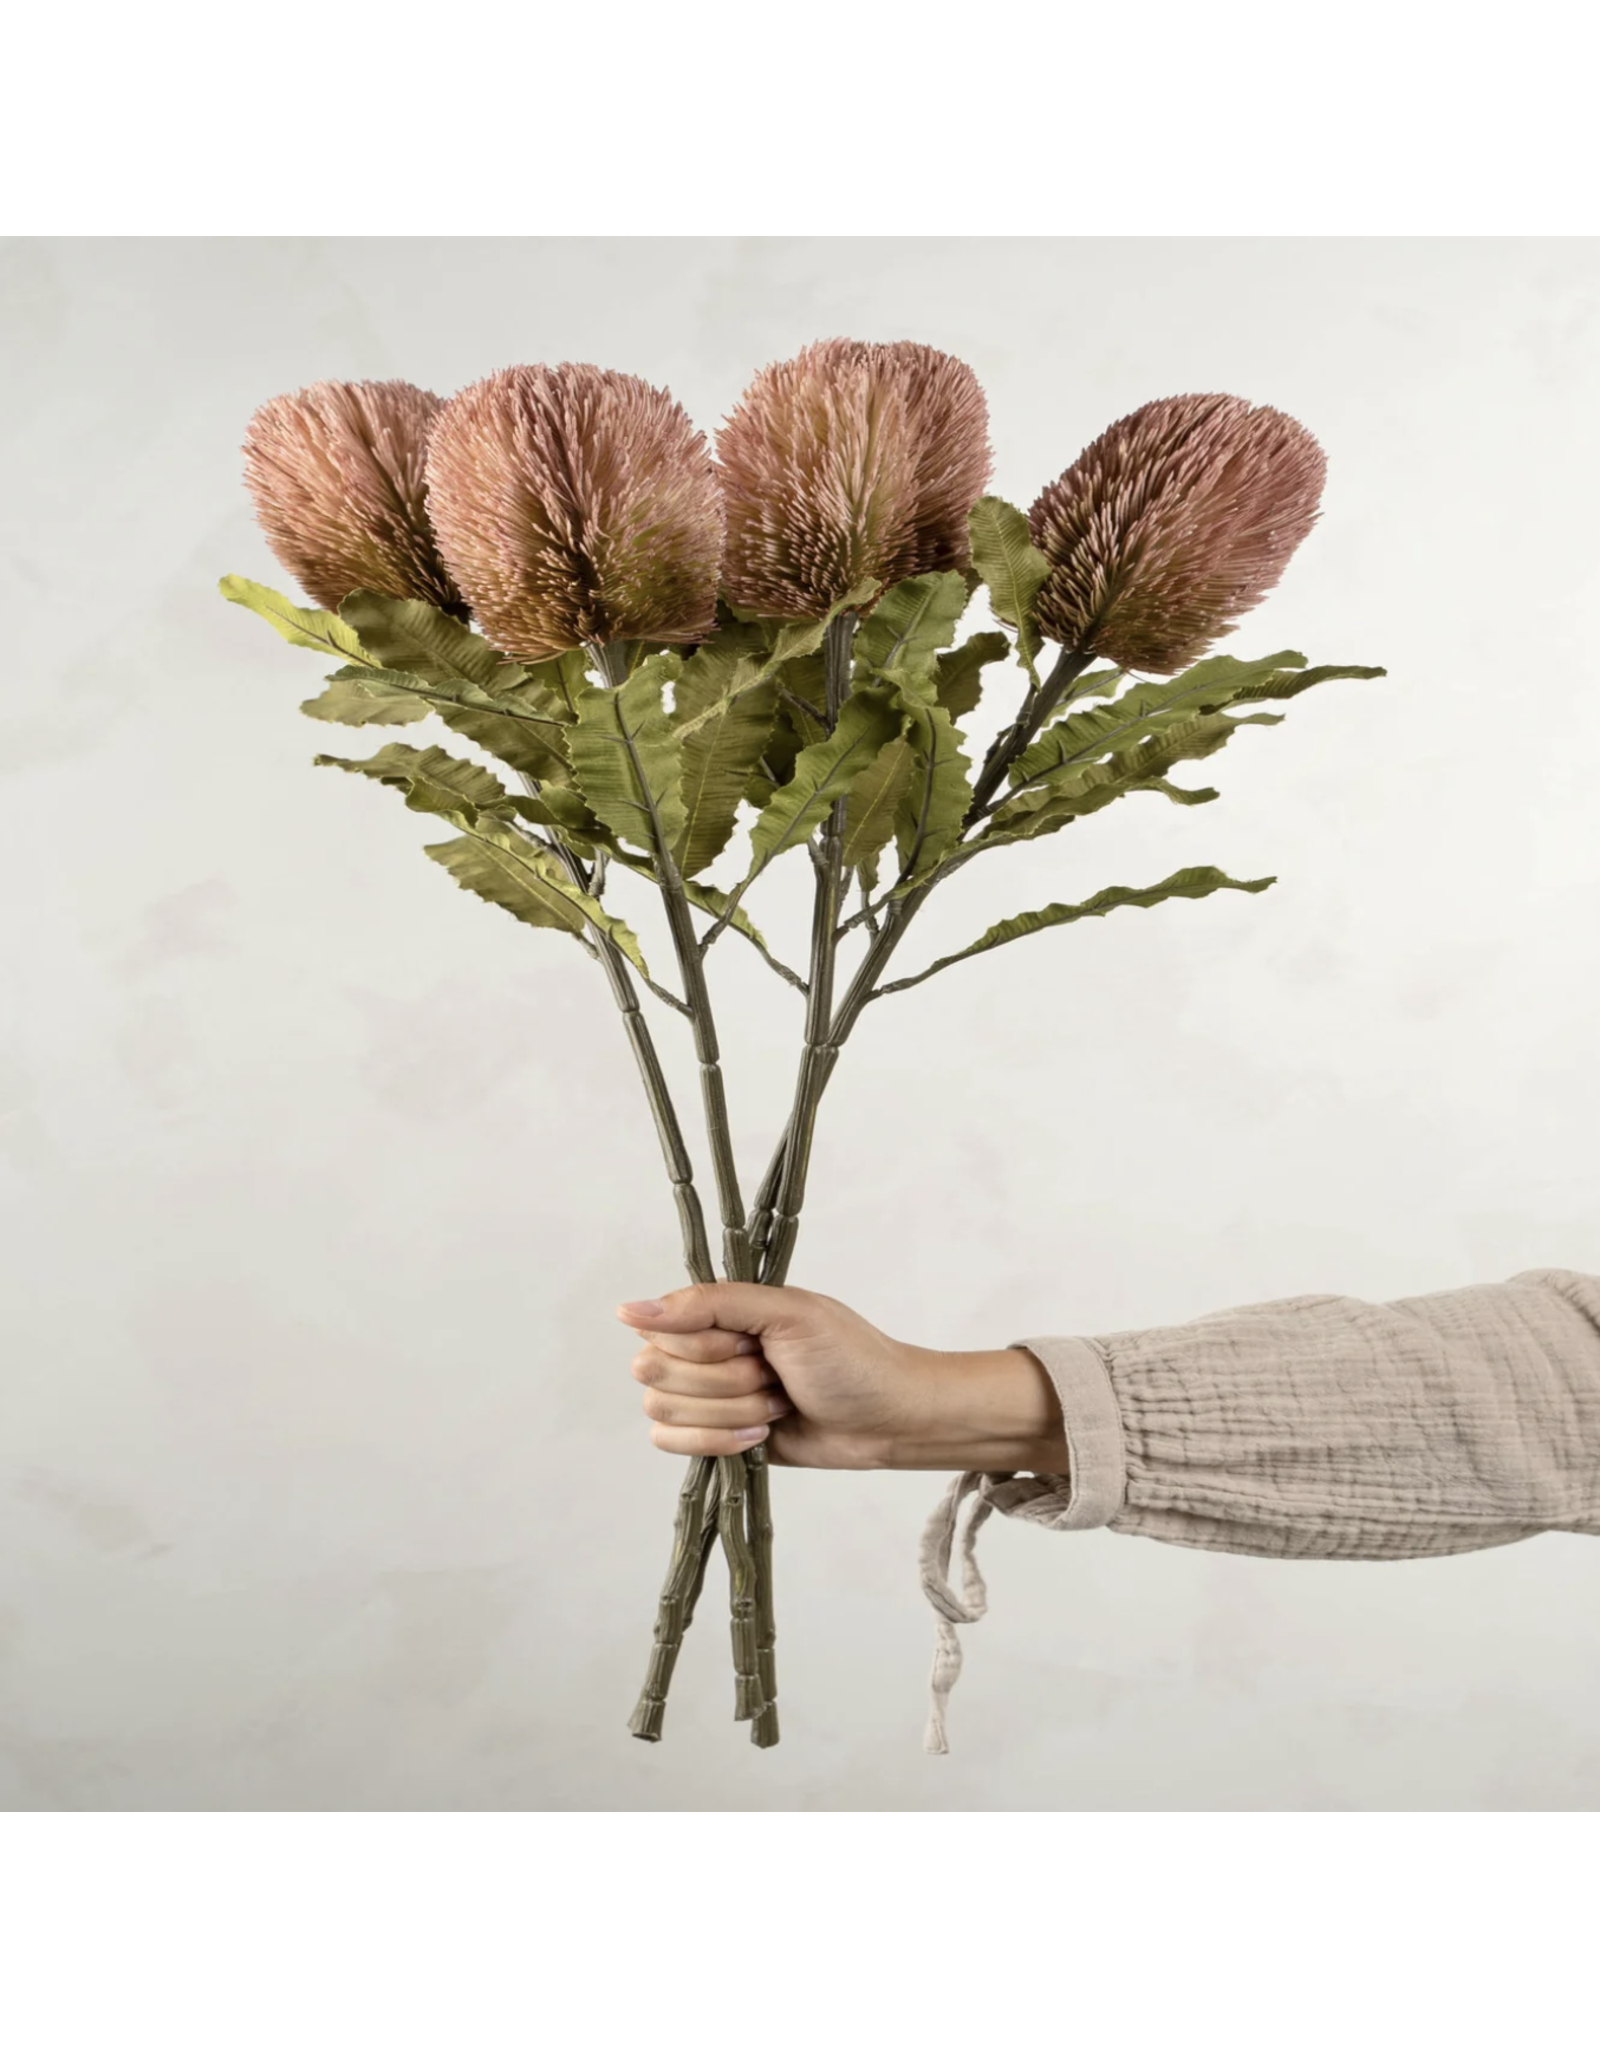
[982,1336,1127,1531]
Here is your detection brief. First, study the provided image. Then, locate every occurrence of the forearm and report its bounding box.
[880,1343,1071,1475]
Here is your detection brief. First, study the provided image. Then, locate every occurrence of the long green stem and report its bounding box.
[628,1459,722,1741]
[594,642,753,1282]
[758,889,929,1289]
[749,1114,792,1264]
[592,645,780,1742]
[621,598,1041,1744]
[716,1447,764,1720]
[762,606,1059,1277]
[968,646,1095,818]
[540,814,717,1287]
[529,796,725,1743]
[737,614,853,1743]
[586,916,725,1740]
[760,614,855,1288]
[746,1450,777,1739]
[621,625,1089,1745]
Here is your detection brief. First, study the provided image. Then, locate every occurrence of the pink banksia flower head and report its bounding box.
[423,364,723,661]
[243,380,464,616]
[1029,394,1326,675]
[717,339,993,618]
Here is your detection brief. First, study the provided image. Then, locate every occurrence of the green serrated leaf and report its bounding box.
[338,591,525,697]
[745,688,903,876]
[775,652,828,721]
[511,783,606,849]
[892,698,974,884]
[484,819,799,985]
[522,650,589,721]
[933,630,1011,724]
[678,880,800,986]
[714,576,876,647]
[424,823,649,974]
[765,617,829,669]
[828,577,883,619]
[433,700,572,783]
[330,591,576,780]
[669,624,769,718]
[569,653,687,860]
[528,802,794,978]
[300,667,432,727]
[1230,661,1388,704]
[314,743,513,824]
[745,710,805,812]
[878,867,1276,995]
[1009,650,1312,791]
[1051,666,1124,707]
[221,575,370,664]
[968,498,1050,672]
[671,640,779,876]
[1146,777,1221,806]
[673,609,851,743]
[854,571,970,679]
[840,736,914,869]
[989,710,1247,845]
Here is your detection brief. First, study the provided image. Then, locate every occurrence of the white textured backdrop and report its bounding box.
[1,237,1596,1811]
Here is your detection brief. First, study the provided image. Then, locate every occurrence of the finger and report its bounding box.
[649,1421,774,1458]
[633,1326,763,1366]
[631,1349,779,1398]
[640,1386,792,1431]
[615,1281,807,1341]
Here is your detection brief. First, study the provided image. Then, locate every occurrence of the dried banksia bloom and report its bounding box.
[1029,394,1326,675]
[243,380,463,615]
[718,339,992,618]
[423,364,723,660]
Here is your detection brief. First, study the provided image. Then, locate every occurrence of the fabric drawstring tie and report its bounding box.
[915,1338,1129,1754]
[918,1470,998,1755]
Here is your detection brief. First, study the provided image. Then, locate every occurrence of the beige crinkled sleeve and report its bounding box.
[1021,1266,1600,1557]
[918,1269,1600,1751]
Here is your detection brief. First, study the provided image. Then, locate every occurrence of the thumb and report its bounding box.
[614,1281,798,1339]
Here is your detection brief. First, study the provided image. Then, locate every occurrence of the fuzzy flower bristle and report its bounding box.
[717,339,992,618]
[243,380,463,616]
[1029,394,1326,675]
[423,364,723,660]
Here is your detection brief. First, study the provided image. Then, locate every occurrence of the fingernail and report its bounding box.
[734,1426,769,1443]
[733,1336,761,1355]
[617,1300,665,1320]
[767,1394,791,1419]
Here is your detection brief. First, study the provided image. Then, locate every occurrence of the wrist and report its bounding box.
[881,1341,1071,1475]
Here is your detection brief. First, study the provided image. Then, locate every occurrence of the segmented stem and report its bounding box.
[628,1458,722,1741]
[717,1449,764,1720]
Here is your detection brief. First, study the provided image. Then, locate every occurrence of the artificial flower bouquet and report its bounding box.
[223,341,1381,1747]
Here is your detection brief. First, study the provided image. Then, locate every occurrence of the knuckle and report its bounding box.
[630,1349,660,1385]
[640,1389,675,1422]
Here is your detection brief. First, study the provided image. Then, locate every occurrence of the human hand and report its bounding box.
[616,1283,1070,1475]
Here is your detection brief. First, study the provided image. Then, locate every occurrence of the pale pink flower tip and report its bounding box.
[717,339,993,619]
[424,363,724,661]
[242,380,463,616]
[1029,394,1326,674]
